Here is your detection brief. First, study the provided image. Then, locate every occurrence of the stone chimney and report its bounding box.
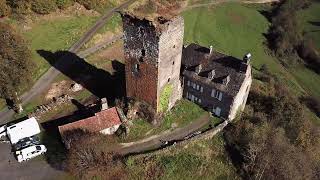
[208,70,215,80]
[195,64,202,74]
[243,53,251,64]
[101,98,108,111]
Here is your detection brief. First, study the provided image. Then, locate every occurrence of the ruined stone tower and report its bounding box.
[122,14,184,112]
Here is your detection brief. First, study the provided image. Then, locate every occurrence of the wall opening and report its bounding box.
[139,49,146,62]
[133,63,139,74]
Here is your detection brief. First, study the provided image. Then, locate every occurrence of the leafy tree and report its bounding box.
[0,22,34,112]
[65,130,127,180]
[224,71,320,179]
[7,0,32,15]
[0,0,11,16]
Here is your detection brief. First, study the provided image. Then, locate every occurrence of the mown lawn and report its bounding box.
[126,134,239,179]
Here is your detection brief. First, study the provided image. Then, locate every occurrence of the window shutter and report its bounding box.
[218,92,223,101]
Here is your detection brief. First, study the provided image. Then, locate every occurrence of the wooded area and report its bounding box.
[0,22,34,112]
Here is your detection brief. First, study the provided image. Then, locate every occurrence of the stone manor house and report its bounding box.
[122,13,252,120]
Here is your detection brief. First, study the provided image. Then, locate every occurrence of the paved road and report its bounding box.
[119,113,210,155]
[0,143,66,180]
[0,0,136,123]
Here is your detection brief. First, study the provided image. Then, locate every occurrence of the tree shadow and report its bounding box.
[37,50,126,106]
[309,21,320,27]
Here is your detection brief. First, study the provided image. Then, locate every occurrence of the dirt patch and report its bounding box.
[227,11,245,24]
[45,80,72,100]
[97,41,125,61]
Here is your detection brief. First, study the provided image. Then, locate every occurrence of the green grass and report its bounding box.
[158,83,173,112]
[126,119,154,141]
[126,134,239,179]
[298,1,320,50]
[183,3,305,95]
[22,15,99,81]
[124,99,207,142]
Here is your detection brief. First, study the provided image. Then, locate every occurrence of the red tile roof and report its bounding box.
[58,107,121,135]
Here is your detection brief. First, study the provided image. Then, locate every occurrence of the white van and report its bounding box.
[15,145,47,162]
[7,117,41,144]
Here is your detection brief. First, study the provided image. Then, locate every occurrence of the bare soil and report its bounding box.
[45,80,72,101]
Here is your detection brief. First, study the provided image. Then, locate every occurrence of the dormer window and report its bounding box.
[208,70,215,80]
[222,75,230,86]
[195,64,202,74]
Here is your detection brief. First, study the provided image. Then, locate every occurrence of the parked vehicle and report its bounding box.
[13,136,40,151]
[6,117,41,144]
[15,145,47,162]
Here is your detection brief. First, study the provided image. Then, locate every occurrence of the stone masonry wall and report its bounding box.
[122,14,184,112]
[228,64,252,120]
[122,14,159,109]
[157,16,184,112]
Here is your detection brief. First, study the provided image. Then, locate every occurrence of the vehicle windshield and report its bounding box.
[36,146,41,151]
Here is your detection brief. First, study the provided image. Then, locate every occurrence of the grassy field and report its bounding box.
[126,134,239,179]
[298,1,320,50]
[124,99,207,142]
[290,1,320,98]
[23,15,99,81]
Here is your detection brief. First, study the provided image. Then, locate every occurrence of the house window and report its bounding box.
[215,90,219,98]
[198,99,202,104]
[215,107,221,117]
[218,92,223,101]
[200,87,203,93]
[211,89,216,97]
[211,89,223,101]
[187,80,190,86]
[196,85,200,90]
[193,83,196,89]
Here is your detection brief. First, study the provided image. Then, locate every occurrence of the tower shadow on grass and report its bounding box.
[37,50,126,106]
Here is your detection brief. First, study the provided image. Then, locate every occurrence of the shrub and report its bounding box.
[65,130,127,180]
[31,0,57,14]
[0,0,11,16]
[56,0,74,9]
[300,96,320,117]
[76,0,111,12]
[298,40,320,74]
[8,0,32,15]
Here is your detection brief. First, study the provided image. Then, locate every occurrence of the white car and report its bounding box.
[15,145,47,162]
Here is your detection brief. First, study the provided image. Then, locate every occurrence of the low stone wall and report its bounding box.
[133,120,230,157]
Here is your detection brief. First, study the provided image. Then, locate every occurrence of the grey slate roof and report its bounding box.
[182,43,249,97]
